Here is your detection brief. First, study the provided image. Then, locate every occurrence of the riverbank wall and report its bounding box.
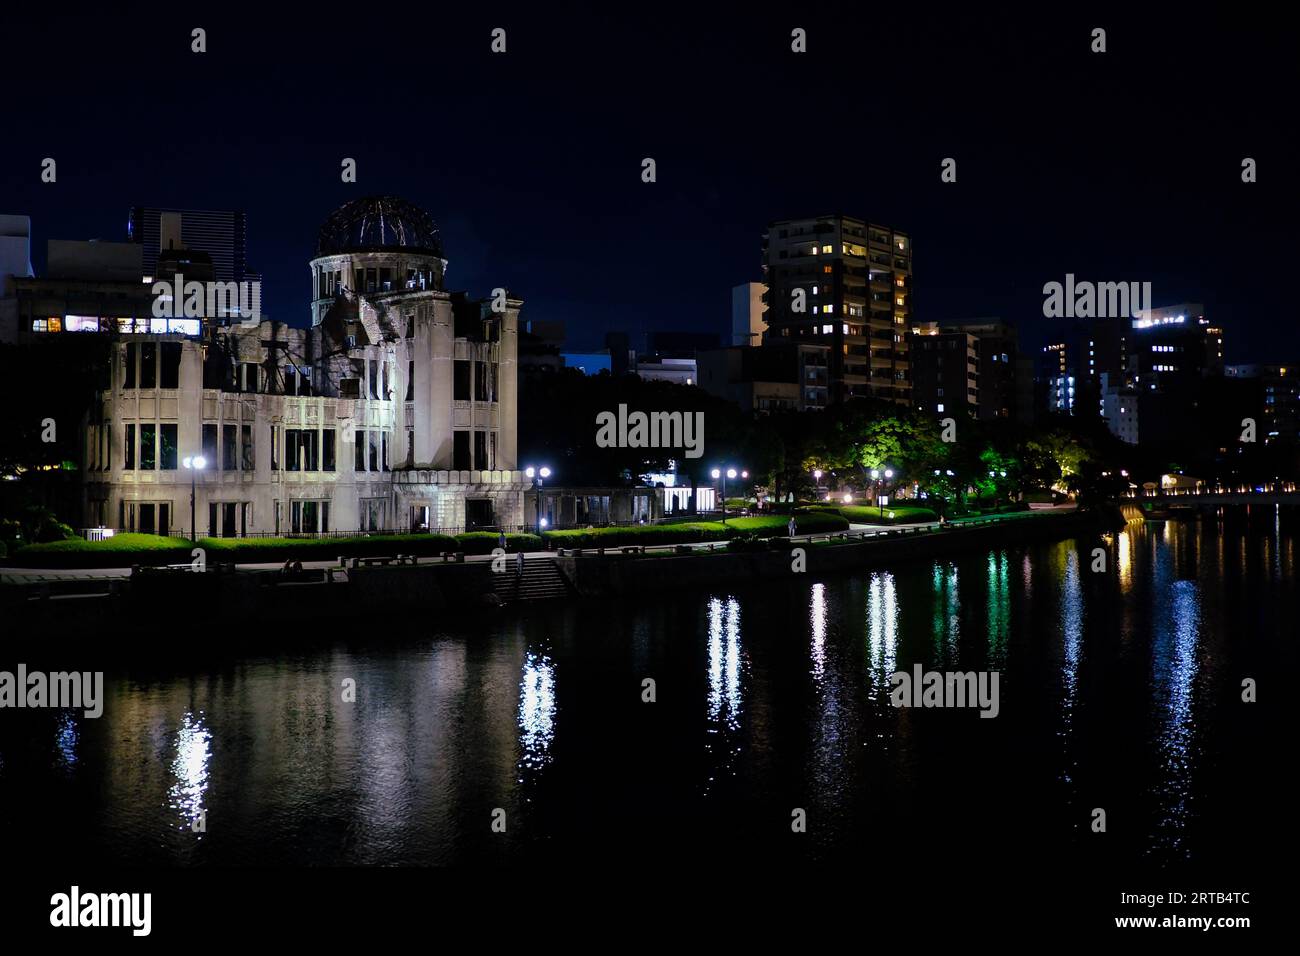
[2,508,1120,642]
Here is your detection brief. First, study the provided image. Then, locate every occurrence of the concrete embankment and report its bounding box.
[557,508,1118,597]
[2,509,1119,641]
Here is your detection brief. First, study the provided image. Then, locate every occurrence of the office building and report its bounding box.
[128,207,250,285]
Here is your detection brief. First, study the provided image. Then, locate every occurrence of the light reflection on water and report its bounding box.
[866,572,898,693]
[987,551,1010,668]
[810,583,827,681]
[167,711,211,831]
[930,562,960,665]
[1057,545,1083,787]
[518,652,557,774]
[1149,577,1201,861]
[55,712,79,772]
[704,596,744,793]
[1,512,1286,867]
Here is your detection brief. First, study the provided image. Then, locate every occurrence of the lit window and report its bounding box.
[821,245,832,254]
[936,403,945,412]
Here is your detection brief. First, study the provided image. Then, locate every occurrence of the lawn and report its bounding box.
[541,512,849,549]
[808,504,939,525]
[6,531,545,568]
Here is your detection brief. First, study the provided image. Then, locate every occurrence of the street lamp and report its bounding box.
[525,465,551,535]
[182,455,207,542]
[870,466,895,518]
[712,466,744,525]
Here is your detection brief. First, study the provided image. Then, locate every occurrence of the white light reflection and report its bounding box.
[168,711,211,831]
[1058,547,1082,786]
[866,571,898,692]
[706,597,743,728]
[810,584,827,681]
[704,596,744,794]
[518,652,556,773]
[1150,579,1201,861]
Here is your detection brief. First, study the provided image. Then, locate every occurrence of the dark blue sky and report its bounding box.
[4,4,1296,359]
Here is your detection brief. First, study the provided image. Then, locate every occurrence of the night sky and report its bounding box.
[4,6,1296,360]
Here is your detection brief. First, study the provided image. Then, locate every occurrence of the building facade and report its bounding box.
[761,214,912,404]
[23,196,528,535]
[697,342,830,413]
[128,207,250,285]
[906,323,979,417]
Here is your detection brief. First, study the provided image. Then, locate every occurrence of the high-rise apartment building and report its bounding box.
[761,215,912,404]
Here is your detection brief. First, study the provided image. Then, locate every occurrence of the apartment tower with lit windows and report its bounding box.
[760,215,912,404]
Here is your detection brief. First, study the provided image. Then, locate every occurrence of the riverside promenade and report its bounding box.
[1,506,1117,645]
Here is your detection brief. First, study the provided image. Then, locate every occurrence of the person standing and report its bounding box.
[787,516,798,538]
[498,529,507,552]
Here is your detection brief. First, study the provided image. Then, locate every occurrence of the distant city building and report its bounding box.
[0,214,34,343]
[948,320,1023,421]
[562,351,612,375]
[1041,341,1074,415]
[634,355,696,385]
[625,330,720,385]
[1131,304,1224,391]
[761,214,912,404]
[12,240,158,341]
[605,331,633,376]
[910,318,1029,421]
[697,342,830,413]
[1227,363,1299,444]
[128,207,249,285]
[731,281,765,346]
[907,322,979,417]
[1101,372,1139,444]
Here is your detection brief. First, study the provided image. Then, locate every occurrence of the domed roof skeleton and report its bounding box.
[315,196,444,259]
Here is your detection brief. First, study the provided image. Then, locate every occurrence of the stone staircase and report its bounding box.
[490,556,573,603]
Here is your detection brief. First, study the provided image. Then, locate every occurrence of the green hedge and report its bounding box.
[542,522,731,549]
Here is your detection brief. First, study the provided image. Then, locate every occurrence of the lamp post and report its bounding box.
[711,466,741,525]
[870,466,894,518]
[525,465,551,535]
[813,468,823,501]
[182,455,207,542]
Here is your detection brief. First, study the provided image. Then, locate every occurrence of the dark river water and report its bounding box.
[0,510,1292,875]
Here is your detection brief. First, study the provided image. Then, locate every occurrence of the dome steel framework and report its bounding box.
[315,196,443,258]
